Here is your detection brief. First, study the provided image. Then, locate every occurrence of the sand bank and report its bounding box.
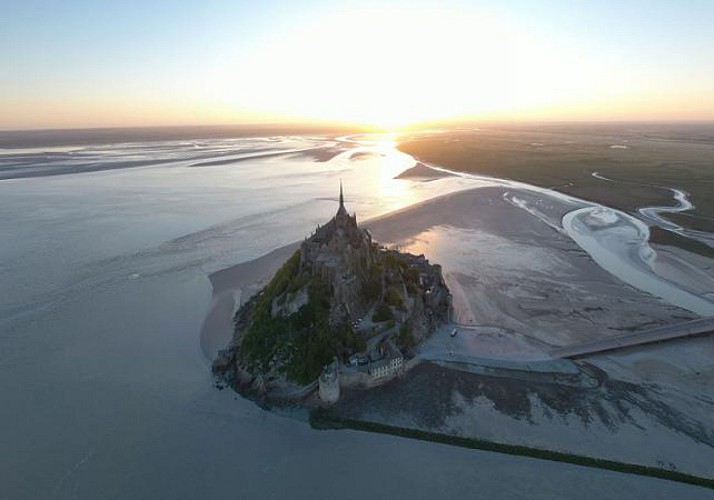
[203,183,700,361]
[200,243,298,358]
[200,153,714,481]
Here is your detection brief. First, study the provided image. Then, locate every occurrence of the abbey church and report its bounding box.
[299,182,378,324]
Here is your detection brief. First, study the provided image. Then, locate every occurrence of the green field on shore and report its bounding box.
[399,123,714,240]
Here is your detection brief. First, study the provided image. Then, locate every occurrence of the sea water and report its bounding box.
[0,133,705,498]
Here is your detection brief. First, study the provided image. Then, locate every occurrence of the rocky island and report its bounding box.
[213,183,452,403]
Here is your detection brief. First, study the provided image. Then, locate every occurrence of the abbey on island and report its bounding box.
[213,183,452,405]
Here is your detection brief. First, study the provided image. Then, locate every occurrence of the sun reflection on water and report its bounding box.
[342,132,422,214]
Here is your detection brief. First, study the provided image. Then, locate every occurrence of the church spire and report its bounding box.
[336,180,347,216]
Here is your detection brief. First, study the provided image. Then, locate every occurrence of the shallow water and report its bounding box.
[562,206,714,316]
[422,162,714,317]
[1,132,712,498]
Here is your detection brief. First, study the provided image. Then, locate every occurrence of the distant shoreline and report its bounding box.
[0,123,365,149]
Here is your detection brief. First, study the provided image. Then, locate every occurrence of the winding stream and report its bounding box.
[562,206,714,316]
[406,152,714,317]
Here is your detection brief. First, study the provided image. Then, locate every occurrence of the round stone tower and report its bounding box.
[318,358,340,404]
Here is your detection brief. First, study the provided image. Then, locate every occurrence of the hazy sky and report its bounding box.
[2,0,714,130]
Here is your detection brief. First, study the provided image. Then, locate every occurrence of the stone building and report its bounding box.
[368,341,404,380]
[369,356,404,379]
[299,182,377,323]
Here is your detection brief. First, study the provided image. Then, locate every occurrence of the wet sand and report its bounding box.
[200,243,298,357]
[366,187,698,346]
[330,357,714,479]
[202,181,714,479]
[6,128,714,498]
[204,178,706,359]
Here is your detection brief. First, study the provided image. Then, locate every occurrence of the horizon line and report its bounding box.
[3,117,714,134]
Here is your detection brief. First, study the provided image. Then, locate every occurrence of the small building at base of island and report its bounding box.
[318,358,340,403]
[369,356,403,379]
[368,341,404,380]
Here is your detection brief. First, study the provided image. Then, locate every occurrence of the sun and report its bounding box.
[213,8,520,127]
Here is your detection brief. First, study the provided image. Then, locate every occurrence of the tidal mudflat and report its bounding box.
[2,128,714,497]
[203,129,714,482]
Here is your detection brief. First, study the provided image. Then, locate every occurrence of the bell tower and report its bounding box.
[336,180,348,217]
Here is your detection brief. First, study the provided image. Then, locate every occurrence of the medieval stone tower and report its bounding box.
[298,182,376,323]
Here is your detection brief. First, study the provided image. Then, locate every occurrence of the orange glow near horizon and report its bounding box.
[3,7,714,131]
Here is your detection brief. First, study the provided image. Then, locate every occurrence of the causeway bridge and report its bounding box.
[550,317,714,359]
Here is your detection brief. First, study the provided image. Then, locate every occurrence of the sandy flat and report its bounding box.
[364,187,695,346]
[204,180,714,479]
[205,185,699,358]
[200,243,298,357]
[394,161,456,180]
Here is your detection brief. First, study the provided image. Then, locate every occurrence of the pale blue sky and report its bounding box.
[2,0,713,129]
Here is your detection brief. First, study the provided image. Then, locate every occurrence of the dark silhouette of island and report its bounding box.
[213,183,452,403]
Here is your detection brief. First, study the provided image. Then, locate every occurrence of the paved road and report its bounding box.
[550,317,714,359]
